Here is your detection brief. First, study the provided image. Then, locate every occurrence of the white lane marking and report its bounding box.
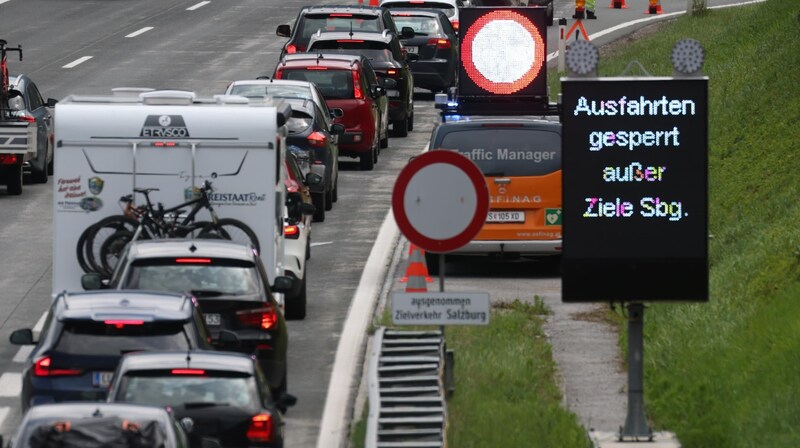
[13,346,34,363]
[186,1,210,10]
[125,27,154,38]
[0,407,9,429]
[0,373,22,397]
[33,311,48,338]
[310,241,334,248]
[315,210,400,448]
[62,56,93,69]
[546,0,767,62]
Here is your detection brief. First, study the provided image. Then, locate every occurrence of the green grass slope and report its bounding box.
[566,1,800,446]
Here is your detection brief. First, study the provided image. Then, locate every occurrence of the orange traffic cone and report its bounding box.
[646,0,662,14]
[609,0,627,9]
[400,244,432,292]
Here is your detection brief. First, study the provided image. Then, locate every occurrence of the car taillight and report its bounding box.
[286,44,298,54]
[246,413,273,442]
[352,71,364,99]
[307,131,327,148]
[0,154,19,165]
[33,356,83,377]
[105,320,144,329]
[385,68,399,77]
[236,305,278,330]
[17,114,35,123]
[274,69,284,79]
[427,38,451,49]
[284,225,300,239]
[451,20,459,31]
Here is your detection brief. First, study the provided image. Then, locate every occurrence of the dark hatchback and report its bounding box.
[108,351,296,448]
[307,30,416,137]
[276,5,410,58]
[4,402,190,448]
[390,9,458,92]
[99,239,293,398]
[9,290,211,412]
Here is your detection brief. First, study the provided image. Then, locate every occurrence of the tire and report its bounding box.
[306,237,311,260]
[392,117,408,138]
[332,179,338,203]
[47,157,54,176]
[200,218,261,253]
[31,164,47,184]
[312,192,326,222]
[359,148,374,171]
[6,164,22,195]
[324,186,333,211]
[99,230,134,275]
[407,112,414,132]
[380,134,389,149]
[285,274,307,320]
[84,215,140,274]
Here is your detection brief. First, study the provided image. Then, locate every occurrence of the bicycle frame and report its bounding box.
[131,181,220,240]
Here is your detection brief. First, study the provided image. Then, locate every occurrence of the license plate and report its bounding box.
[204,313,221,326]
[486,211,525,223]
[92,371,114,388]
[405,46,418,54]
[387,90,400,98]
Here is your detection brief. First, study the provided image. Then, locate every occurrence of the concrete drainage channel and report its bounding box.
[366,327,448,448]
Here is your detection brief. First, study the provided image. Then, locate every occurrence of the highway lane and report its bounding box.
[0,0,749,444]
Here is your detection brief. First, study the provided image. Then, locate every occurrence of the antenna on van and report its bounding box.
[349,22,354,38]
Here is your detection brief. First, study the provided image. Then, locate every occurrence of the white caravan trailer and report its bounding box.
[52,89,290,296]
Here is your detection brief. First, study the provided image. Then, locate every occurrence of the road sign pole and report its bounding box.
[620,302,652,440]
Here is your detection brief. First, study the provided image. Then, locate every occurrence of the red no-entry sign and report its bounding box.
[392,151,489,253]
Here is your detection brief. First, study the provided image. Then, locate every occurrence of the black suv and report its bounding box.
[9,290,212,412]
[276,5,413,58]
[308,30,417,137]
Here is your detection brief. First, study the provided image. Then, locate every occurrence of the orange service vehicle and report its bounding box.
[426,117,562,271]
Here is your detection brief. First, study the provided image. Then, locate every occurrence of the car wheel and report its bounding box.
[325,185,333,211]
[392,118,408,138]
[407,112,414,132]
[312,192,326,222]
[5,164,23,195]
[332,178,338,203]
[380,134,389,149]
[359,148,375,171]
[306,237,311,260]
[285,274,307,320]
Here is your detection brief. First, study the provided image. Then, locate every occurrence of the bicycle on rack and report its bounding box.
[77,180,260,276]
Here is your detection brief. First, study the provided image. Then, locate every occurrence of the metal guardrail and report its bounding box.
[366,327,447,448]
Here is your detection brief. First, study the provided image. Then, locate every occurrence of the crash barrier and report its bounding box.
[366,327,447,448]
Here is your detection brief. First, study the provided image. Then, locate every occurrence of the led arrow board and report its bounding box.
[561,77,709,303]
[458,8,547,100]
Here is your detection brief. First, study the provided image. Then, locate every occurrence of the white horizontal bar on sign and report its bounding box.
[63,56,92,69]
[186,1,210,10]
[126,27,154,38]
[0,373,22,397]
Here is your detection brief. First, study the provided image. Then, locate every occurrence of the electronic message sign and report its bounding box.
[561,77,708,302]
[457,7,548,113]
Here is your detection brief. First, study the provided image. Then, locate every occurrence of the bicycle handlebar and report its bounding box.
[0,40,23,62]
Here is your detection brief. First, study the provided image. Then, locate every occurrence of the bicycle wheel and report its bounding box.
[76,225,96,273]
[200,218,260,253]
[98,230,134,275]
[84,215,140,274]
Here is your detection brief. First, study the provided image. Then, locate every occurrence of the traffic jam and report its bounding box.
[0,0,562,446]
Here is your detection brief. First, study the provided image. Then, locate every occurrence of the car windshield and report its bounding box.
[54,320,191,356]
[229,84,313,100]
[437,127,561,177]
[124,258,261,296]
[391,16,441,35]
[282,69,354,100]
[384,2,456,18]
[117,370,256,408]
[298,14,381,40]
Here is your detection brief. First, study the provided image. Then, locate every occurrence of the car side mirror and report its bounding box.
[286,191,304,221]
[330,123,346,135]
[81,272,108,290]
[406,53,420,62]
[47,98,58,108]
[401,26,416,39]
[279,392,298,408]
[329,108,344,118]
[272,276,294,294]
[10,329,35,345]
[305,172,323,187]
[276,24,291,37]
[381,78,398,89]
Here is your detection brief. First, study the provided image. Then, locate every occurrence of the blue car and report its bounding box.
[9,290,212,412]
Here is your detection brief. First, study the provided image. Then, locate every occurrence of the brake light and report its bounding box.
[286,44,298,54]
[352,71,364,99]
[386,68,398,76]
[410,0,425,3]
[306,66,328,70]
[171,369,206,375]
[17,114,35,123]
[451,20,459,31]
[393,13,413,16]
[175,258,212,263]
[337,39,364,43]
[236,305,278,330]
[33,356,83,377]
[427,38,451,49]
[284,225,300,239]
[307,131,327,148]
[104,320,144,328]
[153,141,177,147]
[329,13,352,17]
[0,154,19,165]
[246,414,273,442]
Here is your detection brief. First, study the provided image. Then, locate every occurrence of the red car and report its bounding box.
[273,53,389,171]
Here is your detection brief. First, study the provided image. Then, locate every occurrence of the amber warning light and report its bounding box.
[458,8,547,98]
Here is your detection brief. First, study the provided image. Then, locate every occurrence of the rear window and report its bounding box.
[384,2,456,18]
[54,320,190,356]
[391,16,441,35]
[229,84,312,100]
[282,69,354,99]
[287,111,314,134]
[299,14,381,39]
[117,370,256,408]
[124,258,262,296]
[437,127,561,177]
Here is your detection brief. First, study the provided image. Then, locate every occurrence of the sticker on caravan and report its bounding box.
[140,115,190,138]
[88,176,105,195]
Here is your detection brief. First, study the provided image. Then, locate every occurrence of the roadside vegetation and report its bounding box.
[554,0,800,446]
